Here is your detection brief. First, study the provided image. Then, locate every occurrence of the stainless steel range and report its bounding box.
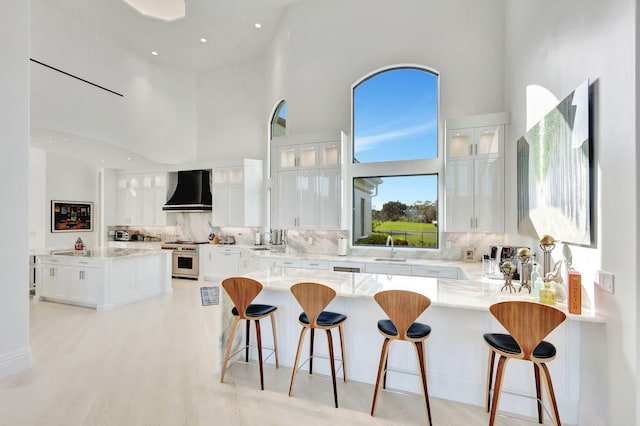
[161,241,208,279]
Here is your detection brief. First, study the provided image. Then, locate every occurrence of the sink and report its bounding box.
[374,257,407,263]
[250,247,271,251]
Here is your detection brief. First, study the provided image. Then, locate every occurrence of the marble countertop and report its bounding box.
[241,267,604,323]
[36,247,167,259]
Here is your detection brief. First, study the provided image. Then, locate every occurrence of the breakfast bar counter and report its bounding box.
[222,267,603,424]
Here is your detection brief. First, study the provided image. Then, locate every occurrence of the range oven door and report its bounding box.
[172,251,199,278]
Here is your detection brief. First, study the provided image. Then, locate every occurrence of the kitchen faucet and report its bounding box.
[386,235,395,257]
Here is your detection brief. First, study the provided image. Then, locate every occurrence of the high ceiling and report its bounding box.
[31,0,306,169]
[40,0,305,71]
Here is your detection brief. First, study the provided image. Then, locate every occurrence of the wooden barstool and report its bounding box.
[484,300,566,426]
[220,277,279,390]
[288,282,347,408]
[371,289,433,425]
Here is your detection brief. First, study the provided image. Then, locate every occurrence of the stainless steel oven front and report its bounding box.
[161,243,200,279]
[172,250,199,279]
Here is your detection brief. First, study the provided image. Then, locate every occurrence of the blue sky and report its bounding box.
[353,68,439,207]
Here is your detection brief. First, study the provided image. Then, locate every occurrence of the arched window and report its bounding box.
[271,100,286,138]
[351,66,440,248]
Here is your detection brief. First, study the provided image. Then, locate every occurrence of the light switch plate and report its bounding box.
[595,271,615,294]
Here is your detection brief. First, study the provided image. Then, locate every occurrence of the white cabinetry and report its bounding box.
[272,135,342,230]
[36,251,170,310]
[116,172,173,226]
[37,257,101,306]
[445,113,509,233]
[365,262,412,276]
[212,159,262,227]
[199,246,241,280]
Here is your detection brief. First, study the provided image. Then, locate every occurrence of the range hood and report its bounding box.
[163,169,212,212]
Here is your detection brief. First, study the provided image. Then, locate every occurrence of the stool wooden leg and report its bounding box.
[540,362,561,426]
[414,341,432,426]
[220,317,240,383]
[326,329,338,408]
[255,319,264,390]
[245,320,250,362]
[534,363,543,423]
[486,348,496,412]
[289,327,308,397]
[338,324,347,381]
[371,338,391,417]
[489,355,508,426]
[269,312,279,368]
[382,357,388,389]
[309,328,315,374]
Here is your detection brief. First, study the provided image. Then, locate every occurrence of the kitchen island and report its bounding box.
[36,248,171,310]
[219,267,602,424]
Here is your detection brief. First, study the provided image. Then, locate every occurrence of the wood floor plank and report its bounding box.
[0,279,542,425]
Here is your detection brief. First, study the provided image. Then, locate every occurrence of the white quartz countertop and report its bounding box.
[241,267,604,323]
[37,247,167,259]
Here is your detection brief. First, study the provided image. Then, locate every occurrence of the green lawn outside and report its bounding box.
[371,221,438,247]
[375,221,437,232]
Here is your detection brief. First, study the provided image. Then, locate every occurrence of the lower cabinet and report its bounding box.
[365,262,412,276]
[38,260,100,304]
[199,246,241,280]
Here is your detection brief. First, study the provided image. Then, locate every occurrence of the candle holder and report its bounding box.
[517,247,531,293]
[539,234,556,276]
[499,261,517,293]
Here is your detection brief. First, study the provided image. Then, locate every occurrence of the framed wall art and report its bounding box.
[51,200,93,232]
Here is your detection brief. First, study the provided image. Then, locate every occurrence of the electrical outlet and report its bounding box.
[445,240,452,249]
[595,271,615,294]
[308,237,313,245]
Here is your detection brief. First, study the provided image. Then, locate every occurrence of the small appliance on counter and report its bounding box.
[270,229,286,245]
[115,230,131,241]
[484,245,516,278]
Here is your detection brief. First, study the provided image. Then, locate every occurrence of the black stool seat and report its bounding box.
[300,311,347,327]
[483,333,556,359]
[232,304,277,318]
[378,319,431,339]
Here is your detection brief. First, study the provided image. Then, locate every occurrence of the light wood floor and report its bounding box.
[0,279,540,425]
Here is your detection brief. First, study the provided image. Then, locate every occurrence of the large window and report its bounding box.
[351,66,440,249]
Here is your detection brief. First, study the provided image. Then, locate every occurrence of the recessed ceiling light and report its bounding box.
[63,138,69,141]
[48,140,53,144]
[200,37,207,43]
[127,157,132,160]
[151,51,159,56]
[254,23,262,29]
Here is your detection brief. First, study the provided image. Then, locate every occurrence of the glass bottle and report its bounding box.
[530,261,542,299]
[539,279,556,305]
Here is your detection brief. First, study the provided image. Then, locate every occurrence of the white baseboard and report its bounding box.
[0,346,31,380]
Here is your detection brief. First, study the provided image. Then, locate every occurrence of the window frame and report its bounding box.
[348,64,443,249]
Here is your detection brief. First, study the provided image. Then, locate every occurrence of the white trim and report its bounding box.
[0,347,31,380]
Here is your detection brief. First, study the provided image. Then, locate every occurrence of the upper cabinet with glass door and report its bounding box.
[447,125,504,159]
[271,133,343,230]
[274,141,339,171]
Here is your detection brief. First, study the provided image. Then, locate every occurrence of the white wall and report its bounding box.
[283,0,506,136]
[28,147,47,250]
[30,1,198,165]
[196,59,267,163]
[44,152,99,249]
[0,1,31,380]
[505,1,637,424]
[197,0,507,160]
